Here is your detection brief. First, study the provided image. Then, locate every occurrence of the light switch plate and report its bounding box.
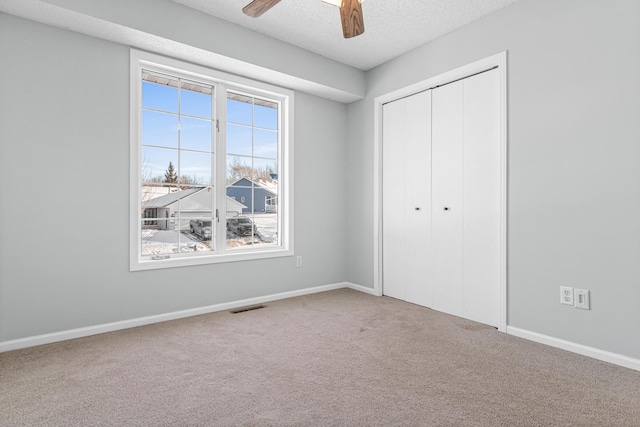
[574,289,590,310]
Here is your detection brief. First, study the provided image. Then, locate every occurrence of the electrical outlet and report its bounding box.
[560,286,574,305]
[296,256,302,268]
[574,289,590,310]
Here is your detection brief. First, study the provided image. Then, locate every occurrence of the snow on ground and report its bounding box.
[141,213,278,255]
[253,213,278,243]
[141,229,211,256]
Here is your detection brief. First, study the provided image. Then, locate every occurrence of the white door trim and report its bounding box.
[373,51,508,332]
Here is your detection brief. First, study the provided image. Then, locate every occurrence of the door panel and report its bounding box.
[462,69,501,327]
[382,99,407,301]
[403,91,431,307]
[430,81,464,317]
[382,91,431,305]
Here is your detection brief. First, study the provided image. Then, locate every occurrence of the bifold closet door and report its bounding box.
[461,69,501,327]
[430,68,501,327]
[430,80,465,317]
[382,90,431,307]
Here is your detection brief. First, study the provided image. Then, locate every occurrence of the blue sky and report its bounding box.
[141,81,278,184]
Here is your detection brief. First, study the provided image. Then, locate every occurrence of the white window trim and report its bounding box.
[130,49,294,271]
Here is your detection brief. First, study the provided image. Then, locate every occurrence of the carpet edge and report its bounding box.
[507,326,640,372]
[0,282,354,353]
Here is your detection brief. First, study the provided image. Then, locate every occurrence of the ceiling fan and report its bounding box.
[242,0,365,39]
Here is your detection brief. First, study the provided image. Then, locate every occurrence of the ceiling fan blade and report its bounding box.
[242,0,281,18]
[340,0,365,38]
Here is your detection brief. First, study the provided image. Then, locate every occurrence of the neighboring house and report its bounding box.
[142,186,246,229]
[226,178,278,213]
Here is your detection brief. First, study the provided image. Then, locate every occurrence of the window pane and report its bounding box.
[253,158,278,181]
[225,212,280,249]
[226,185,251,211]
[141,220,215,257]
[141,147,179,184]
[226,214,258,249]
[141,225,179,257]
[254,129,278,159]
[142,208,160,224]
[180,82,212,118]
[181,117,212,152]
[142,110,178,148]
[178,186,213,214]
[227,94,252,125]
[227,124,252,156]
[180,151,212,186]
[180,219,213,251]
[254,102,278,130]
[253,212,279,247]
[226,155,253,184]
[141,183,178,219]
[225,172,277,213]
[142,80,178,113]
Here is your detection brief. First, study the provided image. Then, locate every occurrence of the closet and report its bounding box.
[382,68,501,328]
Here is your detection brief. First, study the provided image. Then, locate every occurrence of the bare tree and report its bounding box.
[179,174,203,186]
[227,157,277,184]
[226,157,253,184]
[255,163,278,181]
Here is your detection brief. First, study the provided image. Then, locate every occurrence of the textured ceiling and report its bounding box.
[172,0,520,70]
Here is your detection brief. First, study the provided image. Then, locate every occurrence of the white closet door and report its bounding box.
[462,68,501,327]
[404,91,432,307]
[382,98,407,301]
[382,68,501,327]
[430,80,465,317]
[382,90,431,306]
[430,69,501,327]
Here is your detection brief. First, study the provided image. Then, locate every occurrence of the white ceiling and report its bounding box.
[172,0,520,71]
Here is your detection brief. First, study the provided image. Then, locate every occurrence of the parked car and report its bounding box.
[190,219,212,240]
[227,217,256,236]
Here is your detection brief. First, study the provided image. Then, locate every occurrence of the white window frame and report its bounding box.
[130,49,294,271]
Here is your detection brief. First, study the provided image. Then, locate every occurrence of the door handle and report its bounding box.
[444,207,451,211]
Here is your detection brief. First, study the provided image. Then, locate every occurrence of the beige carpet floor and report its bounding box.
[1,289,639,426]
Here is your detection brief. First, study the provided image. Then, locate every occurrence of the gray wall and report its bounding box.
[25,0,365,102]
[2,0,640,362]
[0,13,348,341]
[347,0,640,359]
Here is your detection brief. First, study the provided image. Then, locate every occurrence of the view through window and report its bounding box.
[140,72,215,257]
[226,92,279,250]
[132,51,291,270]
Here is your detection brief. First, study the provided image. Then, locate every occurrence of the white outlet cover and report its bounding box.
[560,286,574,305]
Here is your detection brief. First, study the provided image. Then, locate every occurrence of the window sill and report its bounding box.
[130,248,294,271]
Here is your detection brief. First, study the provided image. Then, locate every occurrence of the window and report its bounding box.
[130,50,293,270]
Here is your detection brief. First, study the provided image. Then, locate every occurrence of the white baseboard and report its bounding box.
[507,326,640,372]
[345,282,379,296]
[0,281,360,353]
[14,285,636,373]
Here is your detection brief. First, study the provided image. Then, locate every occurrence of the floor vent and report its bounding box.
[230,305,266,314]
